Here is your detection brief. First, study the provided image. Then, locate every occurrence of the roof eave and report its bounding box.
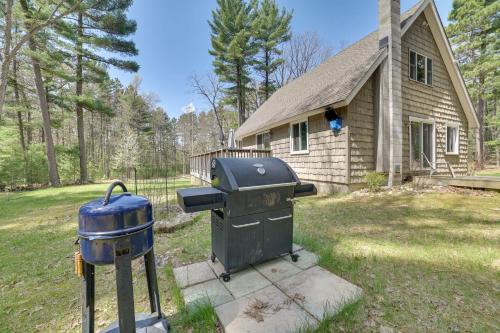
[235,100,347,140]
[236,49,388,140]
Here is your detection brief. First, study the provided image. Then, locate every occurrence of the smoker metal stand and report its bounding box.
[81,242,169,333]
[114,238,136,333]
[82,262,95,333]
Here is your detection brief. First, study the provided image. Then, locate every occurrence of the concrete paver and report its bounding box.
[207,258,225,277]
[283,249,319,270]
[292,243,304,252]
[222,267,272,299]
[215,285,317,333]
[276,266,362,320]
[175,245,362,332]
[173,265,188,288]
[186,261,216,286]
[183,279,234,308]
[254,258,302,282]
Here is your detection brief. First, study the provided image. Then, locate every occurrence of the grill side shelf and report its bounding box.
[177,188,226,213]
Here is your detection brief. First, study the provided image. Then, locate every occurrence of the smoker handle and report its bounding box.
[103,180,129,206]
[267,214,292,221]
[232,221,260,228]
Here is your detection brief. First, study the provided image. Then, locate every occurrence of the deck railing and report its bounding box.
[190,148,272,183]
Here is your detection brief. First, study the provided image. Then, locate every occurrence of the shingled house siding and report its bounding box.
[348,76,376,184]
[401,14,468,175]
[240,110,349,192]
[241,136,255,148]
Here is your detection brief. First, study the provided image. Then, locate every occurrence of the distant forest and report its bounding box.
[0,0,497,189]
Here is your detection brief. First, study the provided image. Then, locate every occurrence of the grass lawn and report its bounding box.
[0,182,499,332]
[476,166,500,177]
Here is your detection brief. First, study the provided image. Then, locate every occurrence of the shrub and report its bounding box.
[364,171,386,192]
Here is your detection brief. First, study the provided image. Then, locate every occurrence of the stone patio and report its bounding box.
[173,245,362,332]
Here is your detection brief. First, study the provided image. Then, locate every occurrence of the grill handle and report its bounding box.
[267,214,292,221]
[232,221,260,228]
[103,180,129,206]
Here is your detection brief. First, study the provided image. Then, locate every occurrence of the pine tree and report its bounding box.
[447,0,500,168]
[209,0,258,126]
[56,0,138,183]
[254,0,292,101]
[19,0,61,186]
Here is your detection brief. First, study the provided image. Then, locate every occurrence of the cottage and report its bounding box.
[235,0,479,193]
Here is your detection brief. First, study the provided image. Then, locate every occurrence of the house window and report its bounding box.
[256,132,270,150]
[409,117,435,169]
[290,120,308,153]
[409,50,432,85]
[446,124,459,154]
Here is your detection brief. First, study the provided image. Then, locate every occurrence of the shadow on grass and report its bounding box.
[292,192,500,332]
[295,193,498,248]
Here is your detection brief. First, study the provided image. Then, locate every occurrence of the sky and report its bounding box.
[109,0,453,119]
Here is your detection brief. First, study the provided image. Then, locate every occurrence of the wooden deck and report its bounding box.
[418,175,500,190]
[190,148,271,183]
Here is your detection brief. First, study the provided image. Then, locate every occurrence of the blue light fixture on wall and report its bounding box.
[325,107,342,133]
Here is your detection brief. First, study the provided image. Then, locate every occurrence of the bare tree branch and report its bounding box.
[190,73,226,146]
[273,31,333,88]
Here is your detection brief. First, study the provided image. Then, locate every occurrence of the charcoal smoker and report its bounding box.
[177,157,316,281]
[76,181,169,333]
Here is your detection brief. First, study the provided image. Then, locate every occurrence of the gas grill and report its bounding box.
[177,157,316,281]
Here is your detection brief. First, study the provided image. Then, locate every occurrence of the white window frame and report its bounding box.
[289,119,309,154]
[445,123,460,155]
[255,131,270,150]
[409,116,436,169]
[409,49,433,86]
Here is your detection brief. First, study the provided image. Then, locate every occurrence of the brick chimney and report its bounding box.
[376,0,403,186]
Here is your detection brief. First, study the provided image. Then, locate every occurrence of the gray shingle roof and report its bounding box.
[235,1,423,139]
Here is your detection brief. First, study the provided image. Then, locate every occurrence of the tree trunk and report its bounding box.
[236,64,245,126]
[12,59,27,153]
[28,45,61,186]
[0,0,14,119]
[476,95,485,169]
[265,51,270,100]
[76,11,88,183]
[20,87,32,145]
[90,111,95,162]
[21,0,60,186]
[496,146,499,167]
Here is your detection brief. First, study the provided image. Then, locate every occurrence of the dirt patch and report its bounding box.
[154,204,200,233]
[351,183,497,198]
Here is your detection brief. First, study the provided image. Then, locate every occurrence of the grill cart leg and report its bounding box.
[114,240,136,333]
[211,252,216,263]
[144,248,162,316]
[220,272,231,282]
[219,262,231,282]
[290,252,299,262]
[82,262,94,333]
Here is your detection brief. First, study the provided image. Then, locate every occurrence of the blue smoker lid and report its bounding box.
[78,193,153,237]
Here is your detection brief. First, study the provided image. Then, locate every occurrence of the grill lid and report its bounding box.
[210,157,300,192]
[78,181,152,238]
